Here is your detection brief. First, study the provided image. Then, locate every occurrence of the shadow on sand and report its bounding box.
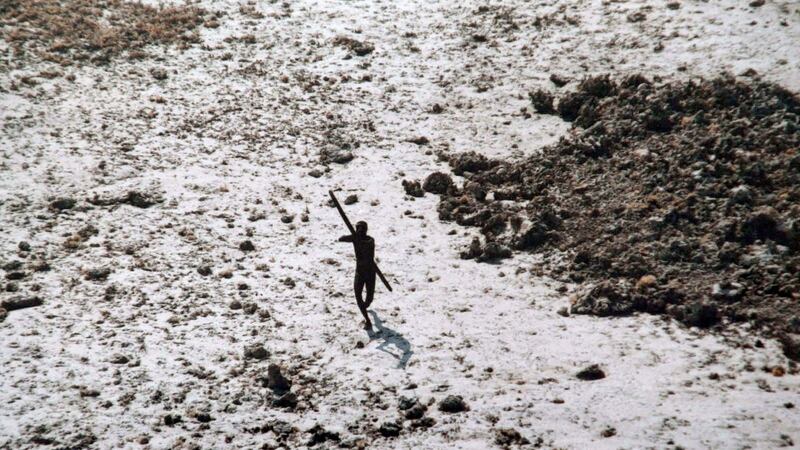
[367,311,413,369]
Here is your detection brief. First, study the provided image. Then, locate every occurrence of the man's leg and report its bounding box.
[354,273,372,329]
[365,271,376,308]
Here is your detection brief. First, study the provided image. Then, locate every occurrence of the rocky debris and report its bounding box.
[407,136,430,145]
[264,364,291,394]
[344,194,358,205]
[5,271,26,280]
[495,428,530,446]
[273,391,298,408]
[163,414,182,426]
[50,197,76,211]
[550,73,569,87]
[438,395,469,413]
[682,302,719,328]
[600,427,617,438]
[244,344,269,360]
[150,67,168,80]
[422,172,454,195]
[378,421,402,437]
[88,190,163,208]
[1,296,43,311]
[409,417,436,429]
[0,308,7,322]
[109,354,129,364]
[306,424,340,445]
[239,240,255,252]
[529,89,554,114]
[17,241,30,252]
[426,75,800,355]
[229,300,242,310]
[84,267,112,281]
[2,260,23,271]
[319,146,354,164]
[332,36,374,56]
[478,242,512,262]
[399,397,428,420]
[197,265,212,276]
[576,364,606,381]
[402,180,425,197]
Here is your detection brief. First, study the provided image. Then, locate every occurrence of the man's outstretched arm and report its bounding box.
[338,234,354,242]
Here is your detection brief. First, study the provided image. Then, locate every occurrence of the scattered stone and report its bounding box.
[308,169,323,178]
[244,344,269,360]
[0,308,7,322]
[265,364,291,394]
[407,136,429,145]
[109,354,129,364]
[1,296,43,311]
[280,215,294,223]
[229,300,242,310]
[163,414,182,426]
[438,395,469,413]
[50,198,76,210]
[320,146,354,164]
[422,172,454,195]
[273,391,297,408]
[576,364,606,381]
[197,265,212,276]
[478,242,512,262]
[557,306,570,317]
[378,421,402,437]
[84,268,112,281]
[402,180,425,197]
[344,194,358,205]
[150,67,168,80]
[529,89,554,113]
[18,242,31,252]
[549,73,569,87]
[404,402,427,420]
[410,417,436,429]
[2,261,23,271]
[495,428,529,446]
[5,271,26,280]
[601,427,616,438]
[332,36,374,56]
[683,302,719,328]
[306,424,339,445]
[239,240,255,252]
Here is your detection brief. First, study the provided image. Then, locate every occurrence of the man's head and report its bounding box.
[355,220,368,236]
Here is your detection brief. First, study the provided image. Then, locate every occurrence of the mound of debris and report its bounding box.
[428,74,800,358]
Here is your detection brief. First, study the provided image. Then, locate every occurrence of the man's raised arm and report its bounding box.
[338,234,354,242]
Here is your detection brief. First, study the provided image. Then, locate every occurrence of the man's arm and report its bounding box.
[338,235,354,242]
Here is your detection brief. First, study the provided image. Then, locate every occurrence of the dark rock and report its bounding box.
[50,198,76,210]
[125,191,160,208]
[344,194,358,205]
[18,242,31,252]
[407,136,430,145]
[402,180,425,197]
[576,364,606,381]
[378,421,402,437]
[449,151,494,176]
[280,215,294,223]
[529,89,555,114]
[229,300,242,310]
[404,402,427,420]
[164,414,182,426]
[550,73,569,87]
[1,296,43,311]
[5,271,25,280]
[571,281,633,317]
[197,265,212,276]
[0,308,7,322]
[332,36,374,56]
[600,427,616,438]
[780,334,800,361]
[578,75,616,98]
[109,354,129,364]
[409,417,436,429]
[308,169,323,178]
[306,424,339,445]
[2,260,23,271]
[423,172,454,195]
[478,242,512,262]
[150,67,168,80]
[557,92,590,122]
[460,237,483,260]
[398,396,417,410]
[320,146,354,164]
[438,395,469,413]
[84,268,112,281]
[273,391,298,408]
[495,428,530,446]
[265,364,291,394]
[244,344,269,360]
[683,302,719,328]
[239,240,256,252]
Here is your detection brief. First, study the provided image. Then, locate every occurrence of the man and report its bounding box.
[338,220,376,330]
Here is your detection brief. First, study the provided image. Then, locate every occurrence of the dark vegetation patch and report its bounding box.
[0,0,214,65]
[429,74,800,359]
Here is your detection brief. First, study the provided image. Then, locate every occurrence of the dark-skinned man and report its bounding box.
[338,220,376,330]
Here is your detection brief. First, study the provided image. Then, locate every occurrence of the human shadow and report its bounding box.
[367,311,413,369]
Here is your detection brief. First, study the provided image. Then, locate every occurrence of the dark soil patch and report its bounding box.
[0,0,212,65]
[428,74,800,359]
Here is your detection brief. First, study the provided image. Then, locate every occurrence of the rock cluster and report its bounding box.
[428,75,800,358]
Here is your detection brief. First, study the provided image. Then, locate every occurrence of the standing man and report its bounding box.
[338,220,376,330]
